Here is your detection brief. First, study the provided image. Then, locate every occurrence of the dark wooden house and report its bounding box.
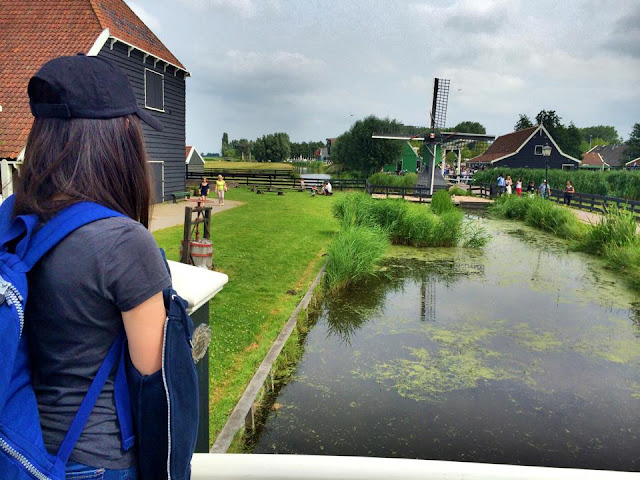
[470,125,579,170]
[0,0,189,202]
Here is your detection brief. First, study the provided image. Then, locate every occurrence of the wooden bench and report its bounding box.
[256,187,284,195]
[171,191,191,203]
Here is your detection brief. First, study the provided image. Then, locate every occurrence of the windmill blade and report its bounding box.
[430,78,450,130]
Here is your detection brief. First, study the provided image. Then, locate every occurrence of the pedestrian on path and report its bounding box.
[527,180,536,197]
[564,181,575,206]
[515,177,523,197]
[497,174,505,195]
[200,177,210,201]
[505,175,513,195]
[216,174,228,206]
[539,180,551,199]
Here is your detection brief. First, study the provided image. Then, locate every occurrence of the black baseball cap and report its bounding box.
[28,54,163,131]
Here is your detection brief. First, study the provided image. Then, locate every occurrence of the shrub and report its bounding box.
[575,207,638,255]
[473,168,640,200]
[524,198,584,239]
[367,172,418,188]
[489,195,533,220]
[448,186,468,196]
[325,225,390,292]
[430,190,456,215]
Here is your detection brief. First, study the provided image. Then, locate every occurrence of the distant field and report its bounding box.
[203,160,294,171]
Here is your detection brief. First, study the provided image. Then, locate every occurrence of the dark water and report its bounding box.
[249,219,640,471]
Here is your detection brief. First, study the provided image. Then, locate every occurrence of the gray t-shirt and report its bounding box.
[27,216,171,468]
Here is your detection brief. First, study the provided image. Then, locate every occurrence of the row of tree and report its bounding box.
[219,133,325,162]
[513,111,639,160]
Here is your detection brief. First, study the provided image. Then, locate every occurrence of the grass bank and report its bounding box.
[153,188,338,443]
[203,160,294,171]
[473,168,640,200]
[489,195,640,289]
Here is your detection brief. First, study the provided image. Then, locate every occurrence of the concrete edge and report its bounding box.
[210,264,326,453]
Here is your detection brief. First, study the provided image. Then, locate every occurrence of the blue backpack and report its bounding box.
[0,197,199,480]
[0,197,136,479]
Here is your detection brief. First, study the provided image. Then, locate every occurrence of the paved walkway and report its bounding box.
[149,199,242,232]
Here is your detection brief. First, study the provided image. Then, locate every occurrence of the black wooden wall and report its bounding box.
[98,41,186,202]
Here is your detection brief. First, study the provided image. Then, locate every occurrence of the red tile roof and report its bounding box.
[0,0,184,159]
[185,145,193,160]
[470,126,538,163]
[581,152,607,167]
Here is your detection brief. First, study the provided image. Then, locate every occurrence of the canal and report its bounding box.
[247,217,640,471]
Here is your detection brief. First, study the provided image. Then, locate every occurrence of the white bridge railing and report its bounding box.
[191,454,640,480]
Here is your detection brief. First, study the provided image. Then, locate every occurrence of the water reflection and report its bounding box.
[249,219,640,471]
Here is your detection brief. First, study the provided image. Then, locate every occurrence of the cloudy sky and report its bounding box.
[127,0,639,153]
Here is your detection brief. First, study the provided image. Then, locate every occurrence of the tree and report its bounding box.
[564,122,582,159]
[331,115,403,174]
[453,121,486,134]
[221,132,229,154]
[578,125,621,146]
[252,132,291,162]
[535,110,562,132]
[514,114,533,131]
[625,123,640,161]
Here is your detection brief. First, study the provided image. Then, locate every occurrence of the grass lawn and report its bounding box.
[153,187,338,443]
[203,160,294,171]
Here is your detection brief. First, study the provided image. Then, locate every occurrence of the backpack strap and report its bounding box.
[22,201,124,270]
[56,331,126,465]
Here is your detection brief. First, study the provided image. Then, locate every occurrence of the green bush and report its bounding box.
[575,207,638,255]
[367,172,418,188]
[430,190,456,215]
[448,186,468,196]
[489,195,533,220]
[524,198,585,239]
[473,168,640,200]
[325,225,390,292]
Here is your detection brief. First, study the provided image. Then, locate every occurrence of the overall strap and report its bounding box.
[22,202,124,270]
[56,331,126,464]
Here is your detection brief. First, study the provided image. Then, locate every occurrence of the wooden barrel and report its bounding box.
[181,238,213,268]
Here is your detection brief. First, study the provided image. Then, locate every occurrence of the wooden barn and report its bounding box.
[470,125,579,170]
[186,146,206,175]
[0,0,189,202]
[383,142,424,173]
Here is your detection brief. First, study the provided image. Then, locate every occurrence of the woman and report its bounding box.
[515,177,523,197]
[17,55,174,478]
[564,180,575,206]
[215,174,227,206]
[505,175,513,195]
[199,177,210,201]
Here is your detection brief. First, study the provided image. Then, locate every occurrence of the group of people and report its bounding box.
[497,174,575,205]
[311,180,332,196]
[199,174,228,205]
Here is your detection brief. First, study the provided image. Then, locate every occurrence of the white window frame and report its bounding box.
[144,68,165,112]
[534,145,543,155]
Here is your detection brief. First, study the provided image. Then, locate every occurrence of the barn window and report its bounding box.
[534,145,543,155]
[145,69,164,111]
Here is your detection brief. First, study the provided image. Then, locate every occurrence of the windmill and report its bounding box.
[372,77,496,195]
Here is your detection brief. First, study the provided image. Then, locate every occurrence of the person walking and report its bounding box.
[539,180,551,199]
[515,177,523,197]
[497,174,505,195]
[564,180,575,206]
[527,180,536,197]
[505,175,513,195]
[199,177,210,201]
[215,174,228,206]
[11,54,197,478]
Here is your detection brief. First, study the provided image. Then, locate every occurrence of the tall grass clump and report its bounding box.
[575,207,638,255]
[325,225,390,292]
[368,172,418,188]
[430,190,456,215]
[524,198,585,239]
[488,195,533,220]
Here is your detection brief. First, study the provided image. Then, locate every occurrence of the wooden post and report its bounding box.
[181,207,193,264]
[203,207,212,239]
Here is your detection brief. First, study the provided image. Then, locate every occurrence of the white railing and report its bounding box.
[191,454,640,480]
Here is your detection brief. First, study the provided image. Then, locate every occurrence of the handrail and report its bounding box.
[191,454,640,480]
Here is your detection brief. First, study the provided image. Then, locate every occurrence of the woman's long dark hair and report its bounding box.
[14,114,151,227]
